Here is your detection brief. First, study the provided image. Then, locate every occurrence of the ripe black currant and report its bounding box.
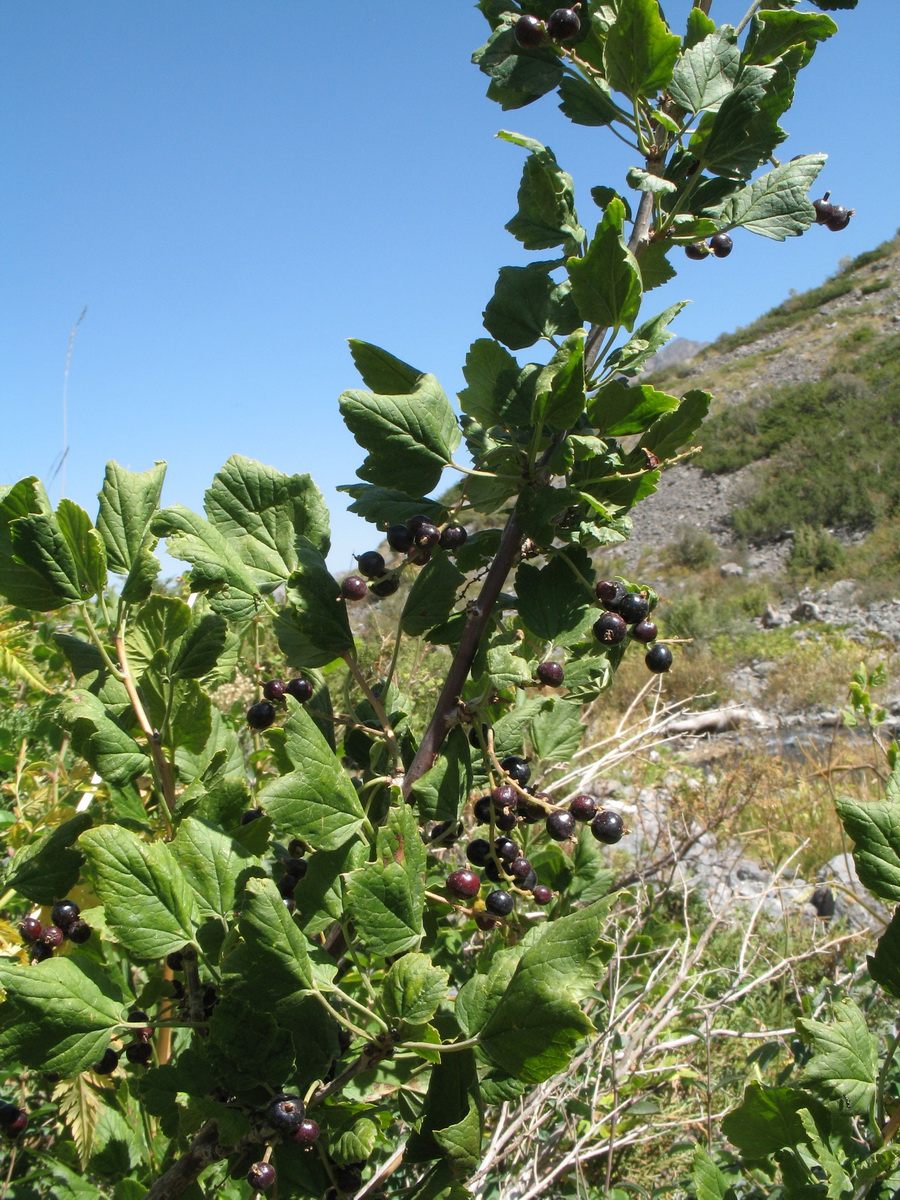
[341,575,369,601]
[247,1162,276,1191]
[19,916,41,942]
[128,1010,152,1039]
[646,644,673,673]
[491,784,517,810]
[484,857,504,883]
[406,514,431,535]
[447,869,481,900]
[514,14,545,48]
[334,1165,363,1194]
[355,550,386,578]
[509,856,532,881]
[51,899,80,930]
[476,912,500,931]
[532,884,553,905]
[39,925,64,948]
[369,575,400,598]
[466,838,491,867]
[569,794,597,822]
[485,889,514,917]
[494,835,519,862]
[94,1048,120,1075]
[166,949,184,971]
[407,544,432,567]
[387,523,413,552]
[547,7,580,39]
[546,810,576,841]
[500,756,530,786]
[496,808,518,832]
[519,867,538,891]
[631,619,658,644]
[469,722,490,749]
[595,579,625,610]
[413,521,441,549]
[285,677,313,703]
[618,593,649,625]
[0,1102,27,1137]
[284,856,309,880]
[439,524,468,551]
[241,808,264,825]
[710,232,733,258]
[277,874,298,899]
[265,1093,306,1133]
[536,660,564,687]
[591,810,625,844]
[263,678,286,701]
[685,241,709,260]
[593,612,627,645]
[288,837,307,858]
[30,942,53,962]
[125,1042,152,1066]
[473,796,493,824]
[826,205,852,231]
[247,701,276,731]
[813,194,833,224]
[67,919,92,944]
[294,1117,320,1146]
[429,819,461,846]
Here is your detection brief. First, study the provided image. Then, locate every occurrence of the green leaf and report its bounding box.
[57,690,151,787]
[483,641,533,690]
[344,801,426,957]
[402,555,465,638]
[0,479,72,610]
[340,485,446,529]
[483,264,580,351]
[744,10,837,67]
[96,461,166,602]
[868,908,900,999]
[276,538,355,668]
[588,380,679,437]
[500,130,585,250]
[473,24,564,110]
[124,594,192,680]
[382,954,450,1025]
[171,611,229,680]
[557,74,619,127]
[492,694,552,759]
[409,727,473,825]
[5,814,92,905]
[0,958,124,1077]
[170,817,257,932]
[692,1146,732,1200]
[684,7,716,48]
[458,339,521,429]
[637,241,677,292]
[690,63,790,179]
[0,638,52,693]
[294,839,365,937]
[233,877,320,992]
[513,485,582,547]
[669,32,740,113]
[407,1051,481,1175]
[603,0,682,99]
[515,550,593,641]
[532,332,586,430]
[258,703,366,850]
[6,487,82,607]
[151,505,264,621]
[604,301,688,377]
[567,201,642,333]
[835,796,900,903]
[796,1000,877,1114]
[56,500,107,601]
[340,375,461,496]
[478,903,612,1082]
[642,389,710,459]
[721,1084,829,1157]
[625,167,676,195]
[331,1117,379,1167]
[348,339,422,395]
[711,154,827,239]
[80,826,198,959]
[530,699,584,761]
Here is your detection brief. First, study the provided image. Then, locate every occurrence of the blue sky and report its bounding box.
[1,2,895,575]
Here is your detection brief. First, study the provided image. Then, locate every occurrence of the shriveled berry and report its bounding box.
[547,7,580,39]
[447,869,481,900]
[473,796,493,824]
[265,1093,305,1133]
[826,205,852,231]
[546,811,576,841]
[466,838,491,867]
[66,919,92,944]
[440,524,468,551]
[241,808,264,825]
[51,900,80,930]
[19,916,41,942]
[595,579,625,609]
[247,1162,276,1191]
[710,233,733,258]
[646,644,673,673]
[485,889,515,917]
[514,13,546,48]
[387,523,413,553]
[247,701,276,731]
[532,884,553,905]
[39,925,64,948]
[593,613,627,645]
[285,677,313,703]
[369,575,400,598]
[631,620,658,644]
[294,1117,320,1146]
[94,1048,120,1075]
[685,241,709,260]
[413,521,441,549]
[536,661,564,687]
[500,756,530,785]
[125,1042,152,1066]
[341,575,369,601]
[591,810,625,844]
[618,593,649,625]
[355,550,386,578]
[569,794,597,822]
[263,679,286,701]
[491,784,517,810]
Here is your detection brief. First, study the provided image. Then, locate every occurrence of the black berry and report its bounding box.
[413,521,441,549]
[355,550,386,578]
[547,7,580,39]
[51,900,80,931]
[518,867,538,891]
[429,819,461,846]
[593,613,627,645]
[710,233,733,258]
[447,869,481,900]
[285,677,313,703]
[685,241,709,260]
[406,514,431,536]
[387,523,413,552]
[334,1166,363,1194]
[0,1103,27,1137]
[247,1162,276,1191]
[514,14,546,48]
[617,593,649,625]
[532,885,553,905]
[473,796,493,825]
[813,195,833,224]
[94,1048,120,1075]
[469,723,490,749]
[494,835,519,862]
[591,810,625,844]
[265,1093,305,1134]
[277,874,298,899]
[39,925,64,948]
[500,756,530,786]
[125,1042,152,1066]
[536,661,564,687]
[241,808,264,825]
[294,1117,320,1146]
[491,784,517,810]
[369,575,400,598]
[247,701,276,731]
[166,950,184,971]
[476,912,499,931]
[569,794,597,822]
[546,810,576,841]
[67,919,92,944]
[466,838,491,867]
[484,857,504,884]
[284,857,309,880]
[646,644,673,673]
[407,544,432,567]
[263,679,286,701]
[509,856,532,881]
[439,524,468,551]
[341,575,369,601]
[485,889,514,917]
[288,838,307,858]
[631,619,658,644]
[19,916,41,942]
[30,942,53,962]
[596,580,626,610]
[826,205,852,231]
[495,808,518,832]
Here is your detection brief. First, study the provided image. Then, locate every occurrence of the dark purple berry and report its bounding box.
[19,916,41,942]
[826,205,852,231]
[263,679,286,701]
[473,796,493,824]
[593,613,627,645]
[265,1093,305,1133]
[128,1010,152,1040]
[546,810,576,841]
[547,7,580,39]
[355,550,386,578]
[509,856,532,881]
[30,942,53,962]
[288,838,307,858]
[341,575,369,601]
[491,784,517,810]
[631,620,658,644]
[39,925,64,948]
[646,644,673,673]
[285,677,313,703]
[369,575,400,598]
[591,810,625,844]
[241,808,264,825]
[596,580,626,610]
[466,838,491,867]
[569,794,597,822]
[618,593,649,625]
[494,836,520,863]
[166,950,184,971]
[484,857,504,883]
[500,756,530,786]
[447,869,481,900]
[519,867,538,891]
[495,808,519,832]
[439,524,468,551]
[407,544,432,566]
[66,919,92,944]
[476,912,499,931]
[51,900,80,931]
[485,889,515,917]
[277,874,298,899]
[387,523,413,553]
[247,701,276,731]
[247,1162,276,1191]
[536,661,564,687]
[685,242,709,260]
[294,1117,320,1146]
[125,1042,152,1066]
[469,722,490,749]
[94,1048,120,1075]
[334,1166,363,1194]
[710,232,733,258]
[413,521,441,549]
[532,884,553,905]
[514,13,546,48]
[0,1103,27,1136]
[284,857,309,880]
[406,514,431,536]
[813,195,833,224]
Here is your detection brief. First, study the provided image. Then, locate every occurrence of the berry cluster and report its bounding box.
[276,838,308,912]
[19,899,92,962]
[812,191,853,232]
[514,8,582,48]
[593,580,673,674]
[345,515,470,603]
[247,676,313,731]
[685,233,733,260]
